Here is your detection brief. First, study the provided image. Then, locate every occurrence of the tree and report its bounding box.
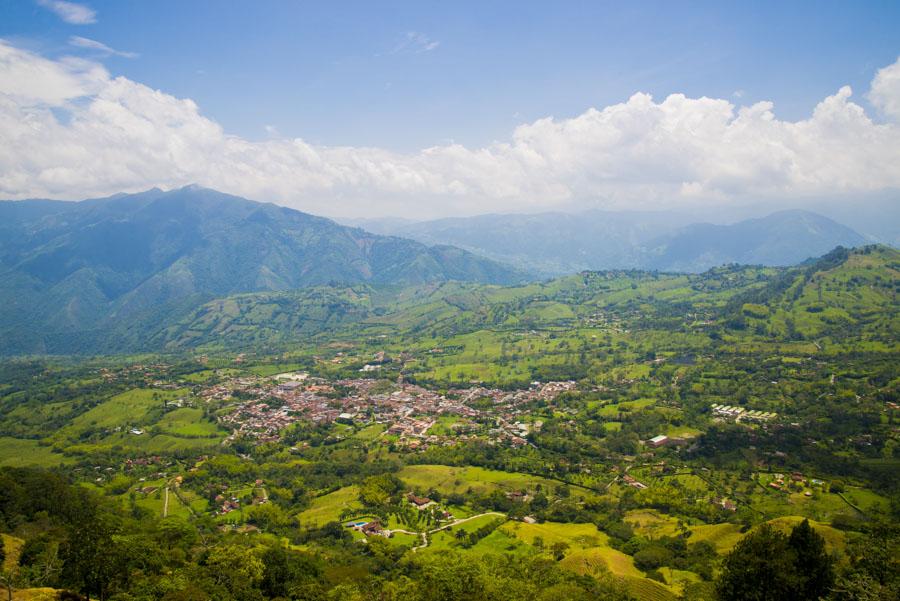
[788,519,834,600]
[550,541,569,561]
[716,524,800,601]
[204,544,264,600]
[717,520,839,601]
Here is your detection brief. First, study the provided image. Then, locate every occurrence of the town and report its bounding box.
[204,372,576,449]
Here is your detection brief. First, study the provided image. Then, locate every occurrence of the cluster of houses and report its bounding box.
[203,373,576,448]
[646,434,693,449]
[344,492,452,539]
[622,474,648,489]
[711,404,777,423]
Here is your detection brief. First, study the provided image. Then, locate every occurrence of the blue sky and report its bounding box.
[4,1,899,150]
[1,1,899,219]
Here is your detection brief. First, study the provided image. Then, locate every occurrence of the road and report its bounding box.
[391,511,507,552]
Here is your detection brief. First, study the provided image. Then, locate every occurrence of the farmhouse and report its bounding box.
[648,434,669,447]
[362,521,388,537]
[407,493,433,509]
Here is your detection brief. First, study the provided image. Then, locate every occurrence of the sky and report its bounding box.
[1,0,899,219]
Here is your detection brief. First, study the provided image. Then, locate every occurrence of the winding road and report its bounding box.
[391,511,507,552]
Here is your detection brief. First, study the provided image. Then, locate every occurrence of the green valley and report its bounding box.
[0,245,896,601]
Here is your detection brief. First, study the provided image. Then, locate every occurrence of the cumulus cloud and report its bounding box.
[869,56,900,122]
[0,40,899,218]
[37,0,96,25]
[69,36,138,59]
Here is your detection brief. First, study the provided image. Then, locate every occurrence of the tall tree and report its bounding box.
[716,524,800,601]
[788,519,834,600]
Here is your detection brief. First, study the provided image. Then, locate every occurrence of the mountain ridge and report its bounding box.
[0,186,525,354]
[350,208,870,275]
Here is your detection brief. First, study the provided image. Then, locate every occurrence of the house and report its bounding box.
[362,521,387,537]
[407,493,433,509]
[622,475,648,489]
[648,434,669,448]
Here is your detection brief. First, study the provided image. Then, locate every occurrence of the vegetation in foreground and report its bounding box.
[0,245,896,600]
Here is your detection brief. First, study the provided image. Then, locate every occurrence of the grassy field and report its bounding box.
[398,464,557,495]
[559,547,645,579]
[296,486,362,526]
[55,388,188,440]
[2,533,24,570]
[0,437,73,467]
[156,408,224,437]
[625,510,683,539]
[688,523,745,553]
[762,516,848,553]
[500,520,608,549]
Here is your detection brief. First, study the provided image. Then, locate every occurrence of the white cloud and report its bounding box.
[868,55,900,122]
[391,31,440,54]
[0,40,899,219]
[0,42,107,104]
[69,36,138,59]
[37,0,96,25]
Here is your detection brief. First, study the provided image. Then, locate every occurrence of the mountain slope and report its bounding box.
[725,245,899,342]
[0,186,524,354]
[645,210,868,272]
[146,245,898,357]
[357,209,869,275]
[366,210,693,275]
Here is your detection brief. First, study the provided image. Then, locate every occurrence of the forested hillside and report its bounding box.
[0,245,896,600]
[0,187,523,355]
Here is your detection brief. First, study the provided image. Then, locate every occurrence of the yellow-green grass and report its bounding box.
[56,388,188,439]
[398,464,555,495]
[11,588,61,601]
[762,516,847,553]
[0,437,73,467]
[296,486,361,526]
[352,423,386,441]
[63,432,221,455]
[386,531,420,547]
[666,474,709,492]
[688,523,744,553]
[659,567,702,594]
[625,510,682,538]
[3,533,24,570]
[132,487,193,519]
[156,408,224,438]
[595,398,656,417]
[841,486,890,513]
[500,520,607,550]
[622,576,678,601]
[180,368,245,382]
[468,528,532,555]
[246,363,308,377]
[559,547,644,579]
[665,426,702,438]
[426,415,466,436]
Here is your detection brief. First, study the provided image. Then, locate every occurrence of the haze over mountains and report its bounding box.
[350,209,869,275]
[0,186,522,354]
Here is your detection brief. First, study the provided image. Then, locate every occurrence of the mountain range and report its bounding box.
[348,209,868,275]
[0,186,522,354]
[0,186,883,355]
